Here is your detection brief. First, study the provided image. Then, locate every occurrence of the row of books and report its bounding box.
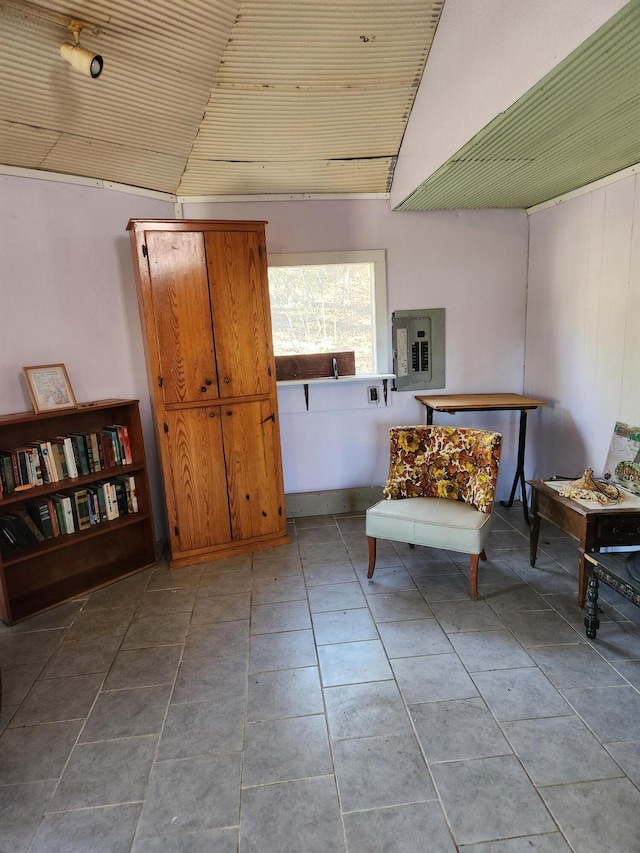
[0,474,139,555]
[0,425,132,499]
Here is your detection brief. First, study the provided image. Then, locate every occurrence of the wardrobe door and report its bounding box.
[221,399,284,541]
[146,231,219,405]
[205,229,273,399]
[163,407,231,552]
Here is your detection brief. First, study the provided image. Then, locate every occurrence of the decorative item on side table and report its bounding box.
[23,364,77,414]
[558,468,622,504]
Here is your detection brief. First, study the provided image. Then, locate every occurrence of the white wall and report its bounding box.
[185,199,530,501]
[0,174,174,532]
[391,0,628,208]
[0,180,529,539]
[525,172,640,479]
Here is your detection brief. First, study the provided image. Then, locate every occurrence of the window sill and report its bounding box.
[276,374,395,409]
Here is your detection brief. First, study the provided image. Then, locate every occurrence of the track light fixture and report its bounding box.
[60,20,103,78]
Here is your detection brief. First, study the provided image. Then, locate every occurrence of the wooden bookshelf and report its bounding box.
[0,399,156,624]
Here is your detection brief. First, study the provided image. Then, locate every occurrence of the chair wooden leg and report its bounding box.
[469,553,480,601]
[367,536,377,579]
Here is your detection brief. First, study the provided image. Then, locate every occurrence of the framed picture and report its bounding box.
[23,364,78,414]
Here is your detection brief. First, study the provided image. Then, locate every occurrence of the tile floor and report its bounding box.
[1,505,640,852]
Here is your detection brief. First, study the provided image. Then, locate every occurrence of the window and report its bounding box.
[267,250,388,376]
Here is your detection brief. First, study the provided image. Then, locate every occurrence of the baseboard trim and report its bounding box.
[285,487,383,518]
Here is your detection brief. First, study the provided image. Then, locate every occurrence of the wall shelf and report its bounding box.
[277,374,395,410]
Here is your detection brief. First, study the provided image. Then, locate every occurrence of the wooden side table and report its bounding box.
[528,479,640,607]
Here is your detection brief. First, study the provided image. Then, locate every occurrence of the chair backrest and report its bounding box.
[382,425,502,513]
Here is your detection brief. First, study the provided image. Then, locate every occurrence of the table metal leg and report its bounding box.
[500,409,530,523]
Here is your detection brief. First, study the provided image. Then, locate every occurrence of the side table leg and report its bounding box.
[584,573,600,639]
[578,550,587,609]
[529,511,540,567]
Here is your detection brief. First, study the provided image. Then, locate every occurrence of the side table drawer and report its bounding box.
[597,515,640,544]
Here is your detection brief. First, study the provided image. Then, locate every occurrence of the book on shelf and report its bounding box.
[71,489,92,531]
[13,508,45,542]
[25,498,55,539]
[112,479,128,515]
[16,447,33,486]
[111,424,133,465]
[69,434,90,476]
[42,441,58,484]
[115,474,139,513]
[89,483,108,521]
[102,427,122,465]
[26,447,43,486]
[30,441,57,485]
[88,433,102,472]
[95,480,119,520]
[51,493,75,534]
[47,497,60,536]
[0,513,41,550]
[85,488,101,526]
[49,439,70,479]
[48,441,66,481]
[0,515,20,553]
[1,450,20,487]
[0,451,17,495]
[82,434,96,474]
[50,495,66,534]
[98,432,114,469]
[54,436,79,479]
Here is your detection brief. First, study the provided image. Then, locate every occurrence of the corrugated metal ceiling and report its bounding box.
[0,0,444,196]
[1,1,637,207]
[397,1,640,211]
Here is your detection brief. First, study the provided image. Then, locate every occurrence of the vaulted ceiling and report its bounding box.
[0,1,638,209]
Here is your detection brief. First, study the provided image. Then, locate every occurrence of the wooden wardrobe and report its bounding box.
[127,219,289,568]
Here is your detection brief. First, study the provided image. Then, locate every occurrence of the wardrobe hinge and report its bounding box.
[174,526,179,537]
[142,244,148,258]
[163,422,169,433]
[258,244,263,257]
[157,376,163,387]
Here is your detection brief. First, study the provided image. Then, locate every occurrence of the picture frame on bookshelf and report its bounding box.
[23,364,78,415]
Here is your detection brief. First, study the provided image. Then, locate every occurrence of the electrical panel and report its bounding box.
[392,308,445,392]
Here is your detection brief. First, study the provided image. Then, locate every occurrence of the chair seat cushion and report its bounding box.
[366,496,493,555]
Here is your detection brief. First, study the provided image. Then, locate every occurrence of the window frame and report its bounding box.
[267,249,389,377]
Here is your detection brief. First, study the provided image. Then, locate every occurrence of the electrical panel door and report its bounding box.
[392,308,445,391]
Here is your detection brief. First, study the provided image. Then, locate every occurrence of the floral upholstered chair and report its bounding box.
[366,426,502,600]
